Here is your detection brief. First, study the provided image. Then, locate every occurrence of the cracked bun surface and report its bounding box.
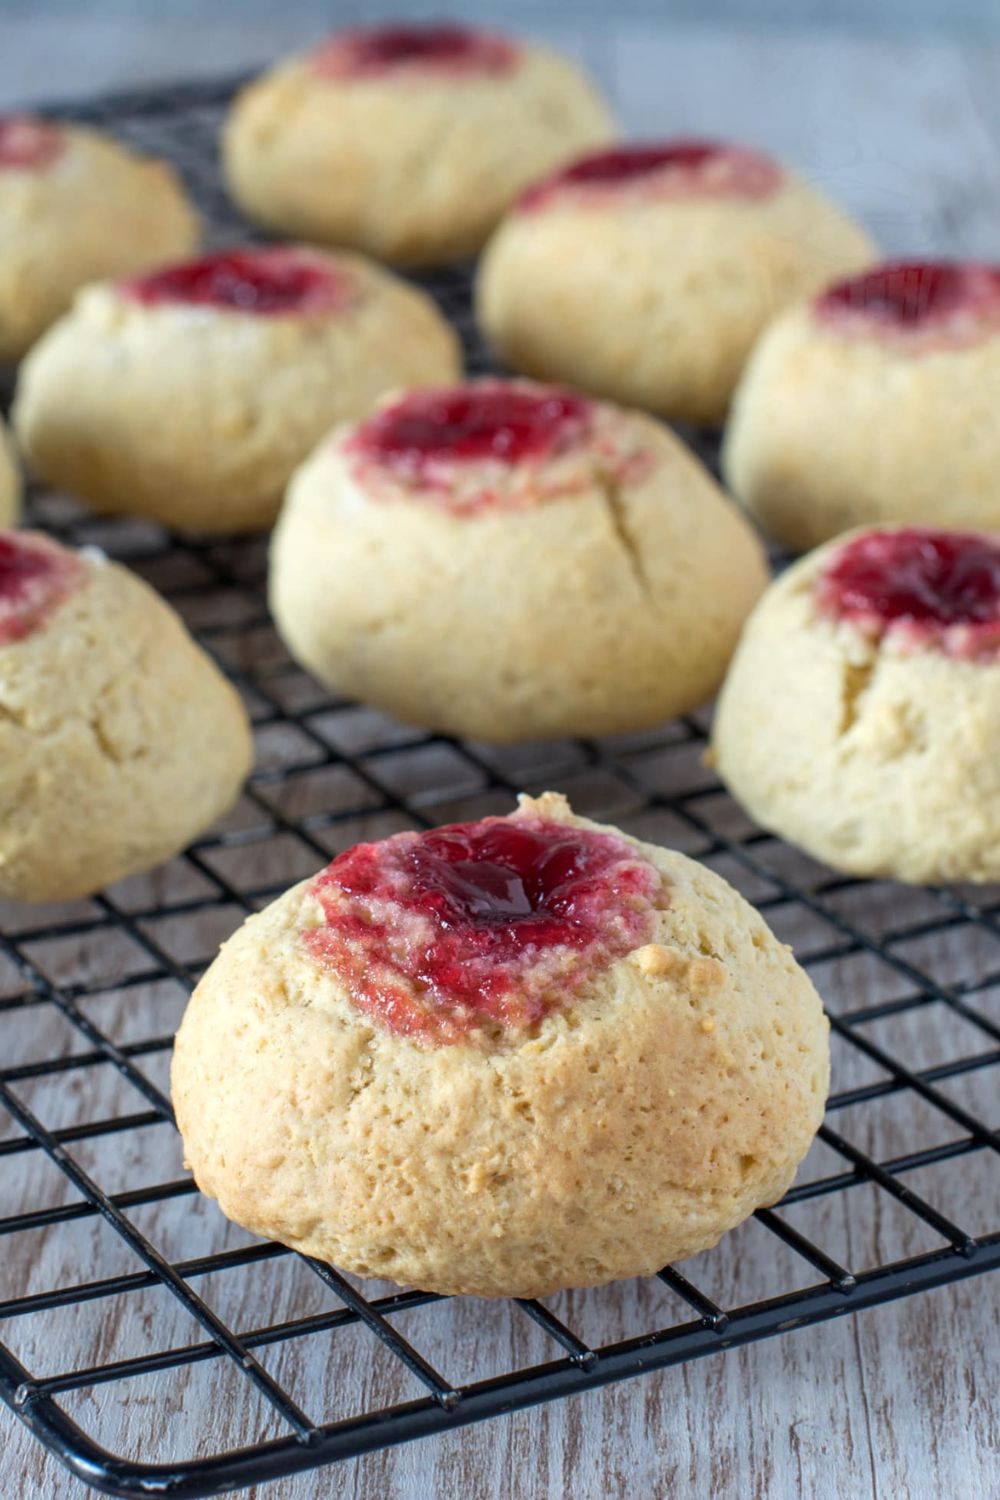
[711,526,1000,884]
[171,791,829,1298]
[223,24,615,266]
[13,246,461,534]
[0,530,252,901]
[476,139,875,426]
[0,416,20,525]
[269,379,769,741]
[0,114,198,362]
[723,261,1000,550]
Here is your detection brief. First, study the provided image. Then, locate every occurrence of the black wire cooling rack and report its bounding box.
[0,74,998,1500]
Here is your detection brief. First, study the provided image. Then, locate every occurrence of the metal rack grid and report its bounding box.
[0,75,998,1500]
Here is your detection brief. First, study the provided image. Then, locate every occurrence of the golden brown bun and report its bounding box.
[724,305,1000,550]
[0,123,197,362]
[712,530,1000,884]
[13,249,461,533]
[477,168,874,425]
[269,382,769,741]
[224,42,615,265]
[0,538,252,901]
[172,792,829,1298]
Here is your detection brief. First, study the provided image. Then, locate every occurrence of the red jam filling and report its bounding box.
[123,249,353,317]
[0,533,86,645]
[306,816,661,1043]
[350,383,592,479]
[0,115,64,171]
[312,24,518,80]
[816,528,1000,660]
[520,139,781,210]
[816,261,1000,341]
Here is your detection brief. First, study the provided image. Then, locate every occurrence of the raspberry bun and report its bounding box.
[172,792,828,1298]
[0,114,197,362]
[14,245,460,532]
[724,261,1000,550]
[224,23,615,266]
[269,378,768,741]
[712,525,1000,883]
[477,139,874,425]
[0,530,251,901]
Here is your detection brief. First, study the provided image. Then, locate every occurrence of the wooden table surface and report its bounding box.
[2,18,1000,1500]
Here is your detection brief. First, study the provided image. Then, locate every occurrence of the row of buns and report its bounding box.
[3,116,1000,551]
[3,371,997,897]
[0,21,996,902]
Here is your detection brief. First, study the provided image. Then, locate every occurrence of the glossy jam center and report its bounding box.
[313,24,518,79]
[556,142,726,186]
[124,249,351,316]
[352,384,591,474]
[817,261,1000,333]
[520,139,781,209]
[306,817,661,1043]
[816,528,1000,659]
[0,533,85,645]
[0,115,64,170]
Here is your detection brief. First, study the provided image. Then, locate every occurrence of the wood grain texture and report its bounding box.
[1,20,1000,1500]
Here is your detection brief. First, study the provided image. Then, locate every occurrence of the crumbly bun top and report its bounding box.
[309,23,521,82]
[814,525,1000,662]
[171,791,829,1296]
[814,260,1000,353]
[338,377,658,514]
[517,139,783,212]
[304,797,667,1045]
[120,245,359,320]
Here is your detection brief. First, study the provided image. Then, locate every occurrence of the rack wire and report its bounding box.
[0,75,998,1500]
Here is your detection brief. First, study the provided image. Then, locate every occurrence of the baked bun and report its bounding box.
[0,416,19,525]
[13,245,461,533]
[0,113,197,362]
[477,140,875,425]
[269,378,768,741]
[723,261,1000,550]
[223,23,615,265]
[0,529,252,901]
[712,526,1000,884]
[172,791,829,1299]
